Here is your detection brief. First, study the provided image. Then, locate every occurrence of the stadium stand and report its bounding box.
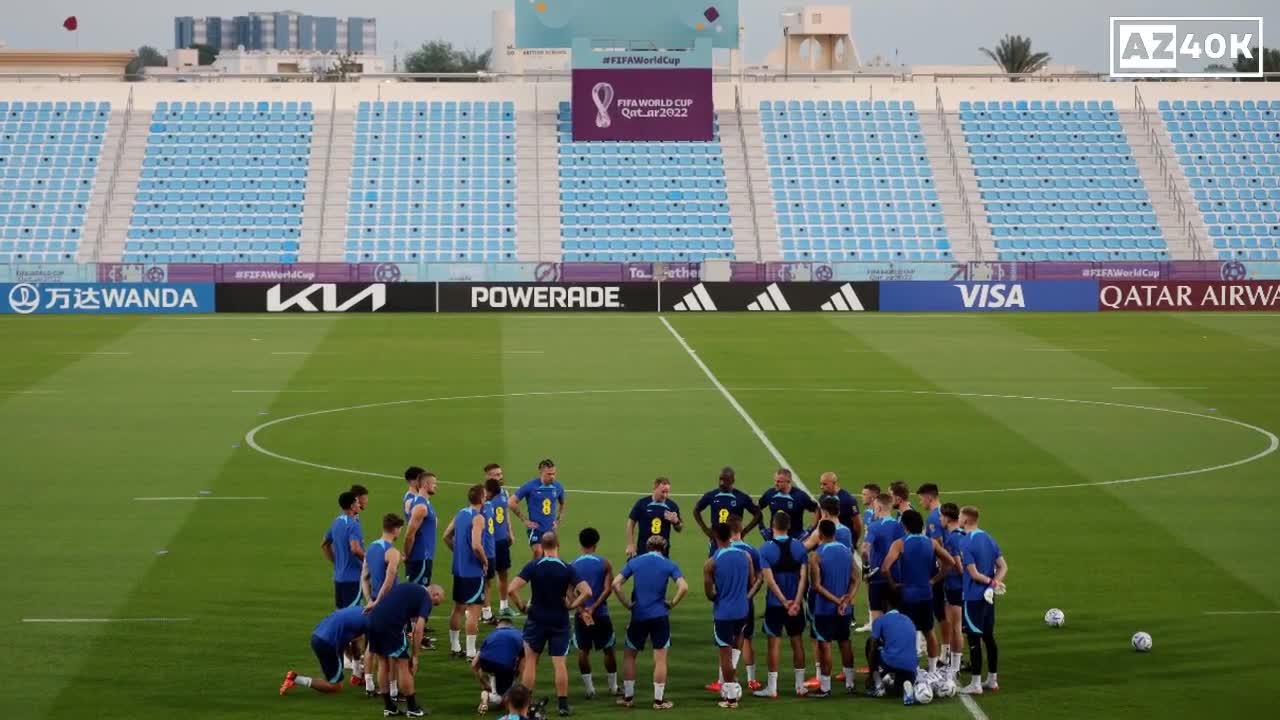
[961,100,1169,262]
[123,100,313,264]
[760,99,952,262]
[0,101,109,263]
[1160,100,1280,262]
[346,100,518,263]
[556,102,734,262]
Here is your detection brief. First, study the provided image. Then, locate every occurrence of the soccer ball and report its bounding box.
[913,680,934,704]
[1132,631,1153,652]
[934,677,957,698]
[1044,608,1066,627]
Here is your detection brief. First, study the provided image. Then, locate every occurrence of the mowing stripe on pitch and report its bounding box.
[1203,610,1280,616]
[232,389,327,394]
[1111,386,1208,391]
[134,496,269,501]
[661,317,994,719]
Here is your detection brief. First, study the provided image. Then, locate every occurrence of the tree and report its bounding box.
[188,43,220,66]
[979,34,1051,79]
[321,52,363,82]
[1233,47,1280,81]
[403,40,492,74]
[125,45,166,80]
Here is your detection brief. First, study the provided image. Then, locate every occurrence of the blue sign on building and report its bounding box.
[1,283,216,315]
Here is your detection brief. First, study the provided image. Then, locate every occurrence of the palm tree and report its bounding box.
[979,34,1051,79]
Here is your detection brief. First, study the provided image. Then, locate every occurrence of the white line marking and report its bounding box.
[133,496,269,501]
[21,617,191,624]
[232,390,327,394]
[659,317,805,491]
[1111,386,1208,391]
[1024,348,1108,353]
[504,350,546,354]
[1,389,61,395]
[242,386,1277,498]
[55,351,131,356]
[1203,610,1280,616]
[270,351,314,356]
[961,695,991,720]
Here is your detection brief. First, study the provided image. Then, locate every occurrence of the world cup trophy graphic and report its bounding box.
[592,82,615,129]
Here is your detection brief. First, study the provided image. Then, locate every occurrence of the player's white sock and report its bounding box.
[730,649,741,670]
[607,672,618,694]
[766,671,777,694]
[295,675,313,688]
[872,670,884,690]
[482,606,493,621]
[465,634,478,658]
[623,680,635,698]
[815,659,822,677]
[390,680,398,697]
[449,630,462,652]
[343,656,354,670]
[581,674,595,695]
[987,672,998,684]
[951,652,962,673]
[928,656,938,673]
[489,677,497,694]
[819,674,831,693]
[745,665,756,684]
[654,682,665,701]
[794,668,805,691]
[499,599,509,612]
[717,667,725,684]
[843,667,855,688]
[364,672,374,689]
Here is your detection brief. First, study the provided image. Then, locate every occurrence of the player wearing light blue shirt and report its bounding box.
[862,494,904,622]
[939,503,968,676]
[570,528,617,700]
[756,512,809,698]
[280,606,371,695]
[959,506,1006,695]
[916,483,950,672]
[613,535,689,710]
[445,484,490,661]
[809,520,858,697]
[869,608,920,701]
[704,524,754,708]
[510,459,566,558]
[359,513,405,694]
[403,469,438,587]
[882,509,957,678]
[483,466,516,622]
[322,491,366,609]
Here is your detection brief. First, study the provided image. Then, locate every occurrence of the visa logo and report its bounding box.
[955,283,1025,309]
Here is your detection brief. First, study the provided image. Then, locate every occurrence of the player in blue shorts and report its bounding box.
[323,490,367,610]
[939,502,968,678]
[881,509,957,681]
[508,532,594,717]
[483,466,516,622]
[754,512,809,698]
[758,468,817,541]
[625,477,682,559]
[444,484,489,661]
[704,522,754,709]
[854,483,881,633]
[861,493,905,626]
[473,609,526,713]
[868,596,922,705]
[360,513,404,694]
[704,518,763,693]
[916,484,950,668]
[958,506,1006,696]
[694,467,763,551]
[809,520,858,697]
[570,528,618,699]
[481,483,499,623]
[612,535,688,710]
[280,606,370,696]
[510,459,566,560]
[366,582,445,717]
[403,469,438,588]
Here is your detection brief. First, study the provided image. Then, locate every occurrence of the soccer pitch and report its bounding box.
[3,312,1278,719]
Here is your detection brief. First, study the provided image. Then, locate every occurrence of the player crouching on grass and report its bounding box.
[473,609,526,713]
[281,605,371,696]
[867,593,923,705]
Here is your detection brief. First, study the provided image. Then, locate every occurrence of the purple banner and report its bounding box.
[571,68,713,142]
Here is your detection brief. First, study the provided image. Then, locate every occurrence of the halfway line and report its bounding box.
[1203,610,1280,616]
[134,496,269,501]
[232,390,326,394]
[21,617,191,624]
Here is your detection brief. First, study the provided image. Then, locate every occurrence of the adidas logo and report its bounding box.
[672,283,717,312]
[820,283,867,312]
[747,283,791,312]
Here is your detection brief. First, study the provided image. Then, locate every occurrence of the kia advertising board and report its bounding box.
[214,283,435,313]
[879,281,1099,312]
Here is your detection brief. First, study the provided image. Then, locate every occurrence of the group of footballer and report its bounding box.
[280,460,1009,717]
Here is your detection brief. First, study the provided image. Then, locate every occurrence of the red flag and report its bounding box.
[63,16,78,31]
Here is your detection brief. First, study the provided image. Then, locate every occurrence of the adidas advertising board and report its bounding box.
[438,283,659,312]
[662,282,879,312]
[215,283,435,313]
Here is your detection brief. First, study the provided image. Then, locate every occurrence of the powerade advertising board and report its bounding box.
[571,39,713,142]
[1,283,215,315]
[879,281,1098,312]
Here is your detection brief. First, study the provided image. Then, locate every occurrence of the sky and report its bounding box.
[0,0,1273,72]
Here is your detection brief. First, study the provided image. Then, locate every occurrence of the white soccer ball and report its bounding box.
[1044,608,1066,627]
[1132,631,1153,652]
[934,677,957,698]
[913,680,934,704]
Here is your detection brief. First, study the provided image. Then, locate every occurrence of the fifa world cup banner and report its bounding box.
[571,38,713,142]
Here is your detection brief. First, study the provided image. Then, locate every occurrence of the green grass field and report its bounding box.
[3,312,1279,719]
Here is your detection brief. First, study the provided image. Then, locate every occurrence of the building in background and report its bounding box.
[174,11,376,54]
